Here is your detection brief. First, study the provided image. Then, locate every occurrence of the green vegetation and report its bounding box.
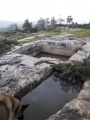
[0,39,18,54]
[18,31,60,44]
[50,17,57,28]
[22,19,38,33]
[68,29,90,36]
[7,33,24,40]
[53,59,90,83]
[66,15,73,24]
[36,18,45,30]
[18,40,28,44]
[6,32,38,40]
[22,19,32,32]
[7,23,18,33]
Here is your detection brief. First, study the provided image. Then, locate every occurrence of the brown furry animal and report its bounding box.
[0,93,22,120]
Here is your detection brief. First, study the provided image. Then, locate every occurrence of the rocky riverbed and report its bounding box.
[0,34,90,120]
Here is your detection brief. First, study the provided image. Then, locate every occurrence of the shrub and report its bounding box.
[0,39,18,54]
[53,59,90,83]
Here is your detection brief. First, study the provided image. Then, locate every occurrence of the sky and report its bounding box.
[0,0,90,23]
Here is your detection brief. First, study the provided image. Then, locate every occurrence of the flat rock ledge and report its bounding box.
[0,53,61,97]
[69,42,90,62]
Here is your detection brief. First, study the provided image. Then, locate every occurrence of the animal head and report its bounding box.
[13,97,29,119]
[0,93,29,120]
[14,99,23,118]
[7,95,23,119]
[18,104,29,120]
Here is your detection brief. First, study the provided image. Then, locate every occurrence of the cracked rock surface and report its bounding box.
[0,53,60,97]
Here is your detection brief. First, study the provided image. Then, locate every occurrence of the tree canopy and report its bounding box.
[22,19,32,32]
[50,17,56,28]
[36,18,45,30]
[66,16,73,24]
[8,23,18,32]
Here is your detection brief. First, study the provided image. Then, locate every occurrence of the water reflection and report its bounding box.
[20,76,82,120]
[53,76,83,93]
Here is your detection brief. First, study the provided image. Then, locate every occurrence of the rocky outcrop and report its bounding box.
[0,34,90,120]
[1,35,84,98]
[69,42,90,62]
[0,53,61,97]
[69,50,89,62]
[1,36,77,98]
[11,36,83,57]
[41,39,81,57]
[83,42,90,53]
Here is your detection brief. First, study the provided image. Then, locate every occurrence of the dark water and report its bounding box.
[35,52,69,61]
[21,76,82,120]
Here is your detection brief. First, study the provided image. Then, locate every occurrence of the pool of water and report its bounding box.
[21,76,82,120]
[35,52,69,61]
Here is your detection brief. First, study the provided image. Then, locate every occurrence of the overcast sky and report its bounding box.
[0,0,90,23]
